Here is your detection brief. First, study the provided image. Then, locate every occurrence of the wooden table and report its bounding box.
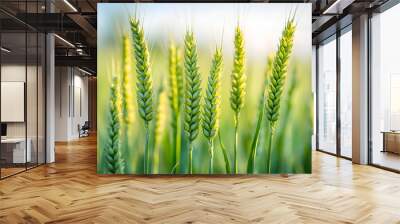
[381,131,400,154]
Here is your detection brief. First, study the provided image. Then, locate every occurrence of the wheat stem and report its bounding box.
[230,25,246,174]
[247,98,264,174]
[266,125,273,172]
[175,50,184,173]
[188,144,193,174]
[208,140,214,174]
[218,131,231,174]
[247,54,274,174]
[153,86,167,174]
[144,122,150,174]
[233,114,239,174]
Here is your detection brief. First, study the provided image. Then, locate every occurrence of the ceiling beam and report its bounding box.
[55,55,96,70]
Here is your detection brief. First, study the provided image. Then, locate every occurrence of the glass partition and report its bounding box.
[1,30,28,177]
[0,1,46,179]
[371,3,400,171]
[339,28,352,158]
[317,37,337,154]
[27,31,38,169]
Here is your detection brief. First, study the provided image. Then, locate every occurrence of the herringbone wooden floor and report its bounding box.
[1,135,400,224]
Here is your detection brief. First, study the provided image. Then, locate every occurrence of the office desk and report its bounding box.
[1,138,31,163]
[382,131,400,154]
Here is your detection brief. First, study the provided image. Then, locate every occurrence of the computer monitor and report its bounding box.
[1,123,7,137]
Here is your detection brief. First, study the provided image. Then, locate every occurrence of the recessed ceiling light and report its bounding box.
[322,0,354,15]
[63,0,78,12]
[1,47,11,53]
[78,67,93,76]
[54,34,75,48]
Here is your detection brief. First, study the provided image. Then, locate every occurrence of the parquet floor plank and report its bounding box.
[0,135,400,223]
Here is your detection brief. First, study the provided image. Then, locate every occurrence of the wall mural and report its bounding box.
[97,3,312,174]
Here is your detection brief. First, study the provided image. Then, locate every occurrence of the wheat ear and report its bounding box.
[105,76,125,174]
[265,18,296,173]
[175,49,184,107]
[130,17,154,174]
[121,35,134,125]
[183,30,202,174]
[230,25,246,174]
[203,47,223,174]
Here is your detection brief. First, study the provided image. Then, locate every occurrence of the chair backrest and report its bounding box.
[82,121,90,129]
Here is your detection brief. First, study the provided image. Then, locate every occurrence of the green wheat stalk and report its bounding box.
[130,17,154,174]
[175,48,184,172]
[104,76,125,174]
[265,18,296,173]
[218,131,231,174]
[153,84,168,174]
[183,30,202,174]
[230,25,246,174]
[168,42,183,172]
[202,47,223,174]
[247,53,274,173]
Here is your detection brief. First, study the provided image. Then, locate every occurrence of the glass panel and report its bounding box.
[312,45,317,150]
[371,4,400,171]
[340,29,352,158]
[318,38,337,154]
[0,1,46,178]
[27,30,38,169]
[1,30,27,177]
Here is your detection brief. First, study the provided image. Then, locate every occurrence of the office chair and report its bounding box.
[78,121,90,138]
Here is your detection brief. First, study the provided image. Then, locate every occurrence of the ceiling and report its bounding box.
[0,0,394,75]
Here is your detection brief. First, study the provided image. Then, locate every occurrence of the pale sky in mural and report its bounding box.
[98,3,311,60]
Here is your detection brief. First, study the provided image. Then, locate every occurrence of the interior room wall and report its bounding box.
[54,66,89,141]
[55,66,70,141]
[1,64,37,139]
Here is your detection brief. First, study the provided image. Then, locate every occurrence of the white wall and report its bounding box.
[312,45,316,150]
[55,66,69,141]
[55,67,89,141]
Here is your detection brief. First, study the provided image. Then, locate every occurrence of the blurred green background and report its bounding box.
[97,3,312,174]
